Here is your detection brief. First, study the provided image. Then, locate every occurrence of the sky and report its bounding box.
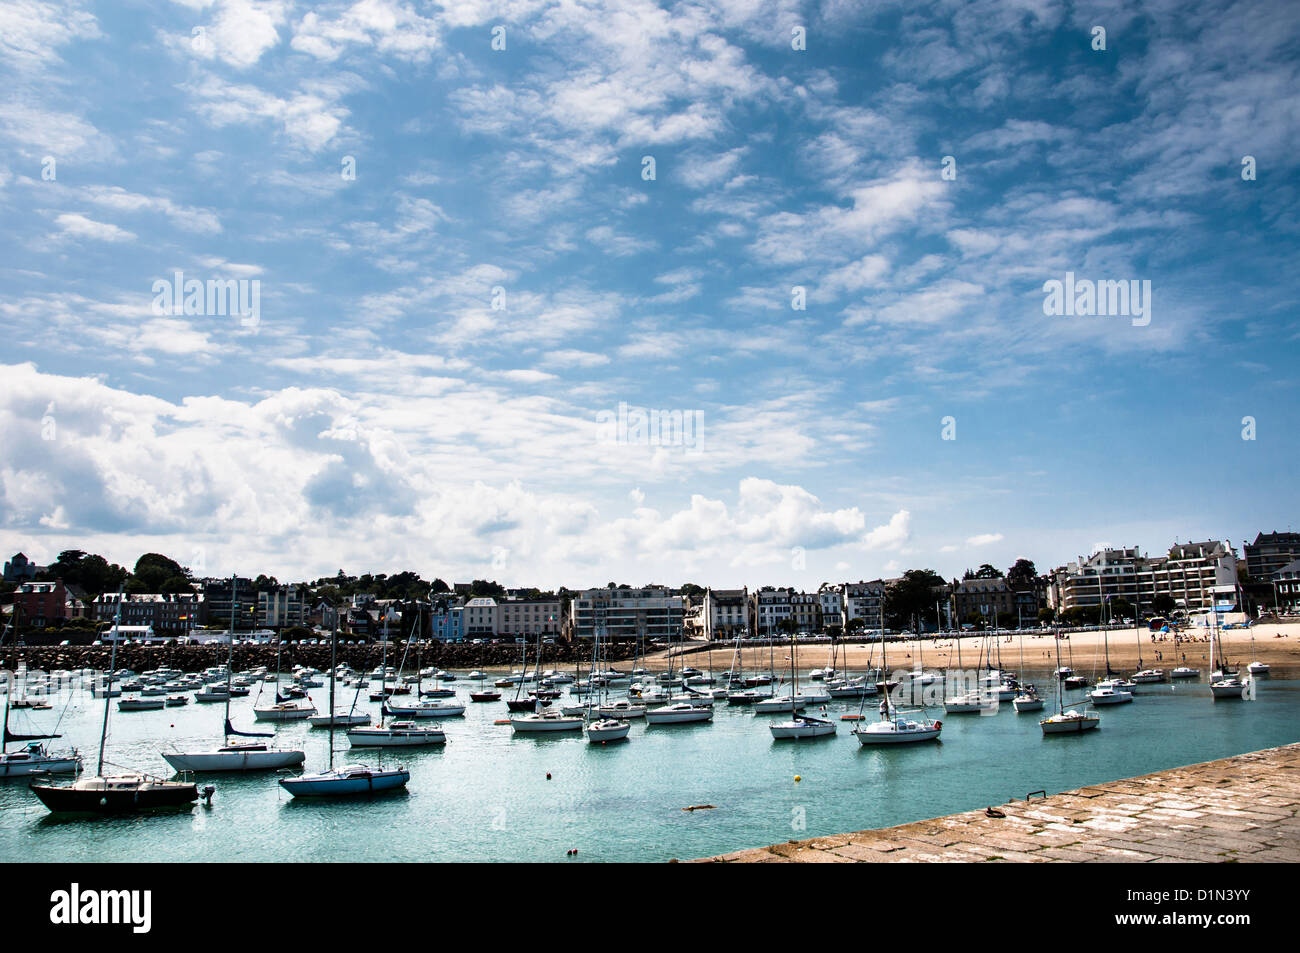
[1,0,1297,591]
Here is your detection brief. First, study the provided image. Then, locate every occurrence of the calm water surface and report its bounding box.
[3,669,1297,862]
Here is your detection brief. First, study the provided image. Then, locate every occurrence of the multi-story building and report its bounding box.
[699,588,748,639]
[569,587,685,641]
[497,598,562,637]
[1244,532,1300,581]
[430,602,465,641]
[258,586,308,628]
[951,577,1015,624]
[1272,558,1300,614]
[1048,541,1239,616]
[93,592,208,636]
[463,597,499,638]
[818,585,845,632]
[843,580,887,629]
[751,587,793,636]
[13,580,71,627]
[790,592,821,632]
[201,577,255,630]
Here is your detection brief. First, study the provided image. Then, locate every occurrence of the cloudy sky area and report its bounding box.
[1,0,1297,589]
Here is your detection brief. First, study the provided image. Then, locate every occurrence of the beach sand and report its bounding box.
[644,620,1300,678]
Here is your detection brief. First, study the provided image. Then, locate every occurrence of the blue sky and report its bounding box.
[1,0,1297,590]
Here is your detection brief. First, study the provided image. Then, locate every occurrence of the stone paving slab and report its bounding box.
[694,742,1300,863]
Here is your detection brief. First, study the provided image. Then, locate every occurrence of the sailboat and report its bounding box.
[944,632,994,714]
[586,625,631,743]
[1209,609,1248,700]
[30,588,201,812]
[1011,630,1043,712]
[512,630,583,732]
[254,624,316,722]
[349,610,446,746]
[279,621,410,797]
[852,631,942,745]
[163,578,305,772]
[770,627,835,739]
[1040,632,1100,734]
[381,614,465,719]
[0,665,82,777]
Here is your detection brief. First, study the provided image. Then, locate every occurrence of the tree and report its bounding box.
[1007,558,1037,589]
[1108,597,1134,621]
[1038,607,1056,624]
[429,578,450,593]
[133,553,187,591]
[1152,593,1176,616]
[884,569,946,632]
[974,563,1003,579]
[679,583,705,599]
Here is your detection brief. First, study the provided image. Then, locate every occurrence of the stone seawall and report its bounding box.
[696,743,1300,863]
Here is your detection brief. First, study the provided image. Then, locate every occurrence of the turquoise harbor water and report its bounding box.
[3,670,1298,863]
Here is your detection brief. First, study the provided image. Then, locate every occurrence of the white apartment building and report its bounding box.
[497,598,562,637]
[463,597,499,637]
[751,588,793,636]
[570,587,685,641]
[818,585,845,631]
[699,588,748,639]
[843,580,887,628]
[1048,541,1239,615]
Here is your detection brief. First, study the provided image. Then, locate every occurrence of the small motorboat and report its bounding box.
[117,696,165,712]
[510,711,584,733]
[469,690,502,702]
[1170,666,1200,679]
[1087,686,1133,705]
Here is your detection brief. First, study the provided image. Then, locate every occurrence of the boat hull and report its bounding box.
[510,716,584,732]
[30,776,198,813]
[161,748,305,772]
[0,756,81,778]
[346,728,446,746]
[770,721,836,739]
[587,722,631,742]
[853,725,941,745]
[279,767,409,797]
[644,708,713,724]
[253,706,316,722]
[1041,716,1100,734]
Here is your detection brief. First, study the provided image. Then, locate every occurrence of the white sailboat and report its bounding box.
[852,634,942,745]
[585,624,630,743]
[279,619,410,798]
[0,655,82,777]
[349,610,445,747]
[31,588,201,812]
[254,628,316,721]
[1041,633,1099,734]
[770,626,835,739]
[164,578,306,773]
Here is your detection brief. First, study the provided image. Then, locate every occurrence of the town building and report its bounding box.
[1244,532,1300,581]
[843,580,887,629]
[698,588,748,639]
[1047,540,1239,616]
[818,584,845,632]
[13,580,71,627]
[497,598,562,638]
[257,586,308,628]
[93,592,207,636]
[1271,558,1300,614]
[951,577,1015,625]
[201,577,255,630]
[569,587,685,641]
[3,552,43,583]
[463,597,499,638]
[751,587,793,636]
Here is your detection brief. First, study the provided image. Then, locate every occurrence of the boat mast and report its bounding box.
[328,611,337,771]
[223,575,236,743]
[97,585,125,776]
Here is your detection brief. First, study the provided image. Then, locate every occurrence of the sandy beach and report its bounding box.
[647,621,1300,678]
